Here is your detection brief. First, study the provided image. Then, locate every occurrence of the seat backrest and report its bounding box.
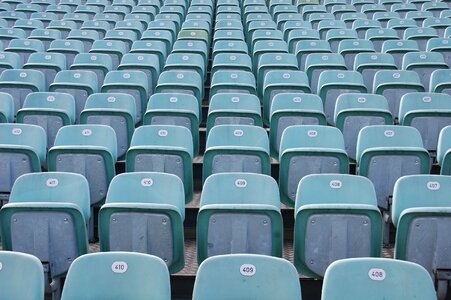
[206,124,269,153]
[61,252,171,300]
[0,251,44,300]
[192,254,301,300]
[321,258,436,300]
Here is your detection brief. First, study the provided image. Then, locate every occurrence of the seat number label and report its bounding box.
[330,180,342,189]
[368,268,385,281]
[46,179,59,187]
[240,264,256,276]
[235,179,247,188]
[112,261,128,274]
[427,181,440,190]
[141,178,153,187]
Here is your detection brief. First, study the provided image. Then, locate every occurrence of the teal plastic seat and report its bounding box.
[354,53,396,91]
[101,70,149,124]
[63,13,90,27]
[0,251,44,300]
[47,39,85,66]
[305,53,347,94]
[294,40,331,72]
[130,40,167,70]
[287,28,320,53]
[98,172,185,273]
[372,11,401,27]
[70,53,112,89]
[74,5,100,19]
[262,70,310,125]
[404,27,439,51]
[197,174,283,263]
[49,70,98,123]
[193,254,300,300]
[67,29,100,52]
[338,39,375,70]
[399,92,451,153]
[28,28,61,50]
[427,38,451,67]
[104,29,138,52]
[256,53,298,97]
[294,174,382,278]
[114,20,145,38]
[252,40,289,70]
[210,70,255,98]
[406,10,434,26]
[0,92,14,123]
[0,172,90,299]
[391,3,417,18]
[352,19,381,39]
[80,93,135,160]
[269,93,326,158]
[0,69,45,116]
[318,20,347,40]
[283,20,312,41]
[211,53,252,75]
[80,20,110,39]
[322,258,436,300]
[0,52,20,73]
[326,28,359,52]
[0,28,26,48]
[143,93,200,156]
[317,70,367,124]
[61,252,171,300]
[0,123,46,197]
[126,125,194,203]
[438,126,451,174]
[424,17,451,38]
[365,28,400,52]
[4,38,44,65]
[89,40,128,69]
[279,125,349,206]
[423,1,448,17]
[203,125,271,182]
[163,53,206,82]
[172,40,209,70]
[16,92,75,148]
[13,19,44,36]
[373,70,425,119]
[207,93,262,135]
[431,69,451,95]
[402,52,448,88]
[381,39,420,69]
[356,125,430,210]
[118,53,160,94]
[361,4,386,19]
[387,18,417,38]
[334,93,393,161]
[23,52,66,90]
[131,6,157,19]
[48,124,117,207]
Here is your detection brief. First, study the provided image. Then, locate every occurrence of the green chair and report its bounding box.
[101,70,149,124]
[373,70,425,119]
[16,92,75,148]
[406,10,433,26]
[0,251,44,300]
[279,125,349,206]
[338,39,375,70]
[352,19,381,39]
[318,20,346,40]
[193,254,300,300]
[0,92,14,123]
[0,172,90,300]
[318,70,367,124]
[256,53,298,97]
[98,172,185,273]
[0,52,20,74]
[211,53,252,75]
[305,53,347,94]
[70,53,112,89]
[0,28,26,48]
[334,93,393,161]
[80,20,110,39]
[294,174,382,278]
[67,29,100,51]
[402,52,448,89]
[269,93,326,158]
[163,53,206,82]
[104,29,138,52]
[197,173,283,264]
[130,40,167,71]
[354,53,397,93]
[356,125,430,211]
[80,93,136,160]
[49,70,98,123]
[61,252,170,300]
[4,38,44,65]
[48,39,85,66]
[207,93,262,135]
[126,125,193,203]
[326,28,358,52]
[143,93,200,156]
[437,125,451,174]
[203,125,271,182]
[172,40,208,70]
[392,174,451,299]
[89,40,128,69]
[29,28,61,50]
[23,52,66,90]
[387,18,417,38]
[404,27,438,51]
[426,38,451,68]
[365,28,400,52]
[210,70,256,98]
[322,258,436,300]
[399,92,451,153]
[295,40,332,71]
[431,69,451,95]
[381,39,419,69]
[287,28,319,53]
[156,70,203,104]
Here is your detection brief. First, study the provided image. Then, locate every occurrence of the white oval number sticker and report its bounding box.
[141,178,153,187]
[384,130,394,137]
[82,129,92,136]
[158,130,168,137]
[240,264,256,276]
[112,261,128,274]
[235,179,247,188]
[233,129,244,137]
[12,128,22,135]
[46,179,59,187]
[368,268,386,281]
[307,130,318,137]
[427,181,440,190]
[330,180,342,189]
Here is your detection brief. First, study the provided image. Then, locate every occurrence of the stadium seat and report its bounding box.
[156,70,203,104]
[163,53,206,82]
[365,28,399,52]
[193,254,300,300]
[126,125,194,203]
[13,18,44,36]
[130,40,167,70]
[89,40,127,69]
[143,93,200,156]
[437,126,451,175]
[392,174,451,300]
[28,28,61,50]
[61,252,171,300]
[0,251,44,300]
[406,10,434,26]
[211,53,252,75]
[16,92,75,148]
[381,39,420,69]
[279,125,349,206]
[104,29,138,52]
[23,52,66,90]
[80,20,110,39]
[352,19,381,39]
[427,38,451,67]
[387,18,417,38]
[318,20,346,40]
[98,172,185,273]
[0,51,21,73]
[70,53,112,89]
[0,69,45,116]
[79,93,136,160]
[430,69,451,95]
[294,174,382,278]
[326,28,359,53]
[373,70,425,120]
[47,39,85,67]
[4,38,44,66]
[402,52,448,89]
[317,70,367,124]
[0,92,14,123]
[338,39,375,70]
[334,93,393,161]
[404,27,439,51]
[118,53,160,90]
[67,29,100,52]
[0,172,90,300]
[197,173,283,263]
[295,40,332,71]
[321,258,436,300]
[207,93,262,135]
[287,28,319,52]
[305,53,347,94]
[49,70,98,123]
[210,70,256,97]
